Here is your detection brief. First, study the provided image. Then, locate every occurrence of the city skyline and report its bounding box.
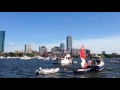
[0,12,120,54]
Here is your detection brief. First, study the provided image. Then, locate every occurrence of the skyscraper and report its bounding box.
[60,42,65,51]
[25,45,32,53]
[40,46,47,55]
[0,31,5,52]
[66,36,72,52]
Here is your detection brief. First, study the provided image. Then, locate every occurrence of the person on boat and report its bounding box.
[118,59,120,62]
[92,60,97,66]
[64,67,67,71]
[88,58,93,66]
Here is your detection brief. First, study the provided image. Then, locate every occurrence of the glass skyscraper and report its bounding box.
[0,31,5,52]
[60,43,65,51]
[66,36,72,52]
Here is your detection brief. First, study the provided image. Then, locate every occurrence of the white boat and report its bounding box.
[6,56,11,59]
[35,67,60,75]
[72,61,77,64]
[0,56,5,59]
[44,57,51,61]
[111,59,120,63]
[52,54,73,65]
[20,55,31,60]
[86,55,105,71]
[73,44,105,74]
[60,54,73,64]
[51,55,57,61]
[36,56,44,60]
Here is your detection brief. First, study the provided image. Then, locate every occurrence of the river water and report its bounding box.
[0,58,119,78]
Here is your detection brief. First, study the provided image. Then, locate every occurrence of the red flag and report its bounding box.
[80,44,85,59]
[80,44,87,68]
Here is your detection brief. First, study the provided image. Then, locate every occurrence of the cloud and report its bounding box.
[86,15,101,20]
[30,34,55,38]
[8,43,15,46]
[73,35,120,54]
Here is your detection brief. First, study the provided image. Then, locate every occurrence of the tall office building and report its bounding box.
[0,31,5,52]
[39,46,47,55]
[60,43,65,51]
[25,45,32,53]
[102,51,106,54]
[39,46,41,53]
[66,36,72,52]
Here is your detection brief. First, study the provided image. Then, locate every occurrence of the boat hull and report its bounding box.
[73,63,104,74]
[35,68,59,75]
[52,60,60,64]
[73,68,91,74]
[87,66,104,71]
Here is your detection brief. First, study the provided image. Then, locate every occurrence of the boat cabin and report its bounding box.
[61,54,71,60]
[88,55,103,66]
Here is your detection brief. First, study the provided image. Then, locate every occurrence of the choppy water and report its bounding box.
[0,58,119,78]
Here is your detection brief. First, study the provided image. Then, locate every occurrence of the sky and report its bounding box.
[0,12,120,54]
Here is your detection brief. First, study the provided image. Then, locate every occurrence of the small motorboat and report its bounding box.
[73,44,91,74]
[110,59,120,63]
[35,67,60,75]
[73,44,105,74]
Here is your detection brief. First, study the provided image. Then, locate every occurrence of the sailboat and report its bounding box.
[73,44,91,73]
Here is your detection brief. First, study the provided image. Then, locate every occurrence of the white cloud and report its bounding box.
[86,15,101,20]
[73,35,120,54]
[8,43,15,46]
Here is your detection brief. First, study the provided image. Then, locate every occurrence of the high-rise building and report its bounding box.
[66,36,72,52]
[86,49,91,55]
[0,31,5,52]
[102,51,106,54]
[25,45,32,53]
[51,46,59,53]
[39,46,41,53]
[60,43,65,51]
[39,46,47,55]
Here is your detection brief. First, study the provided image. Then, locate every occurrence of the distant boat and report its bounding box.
[43,57,51,61]
[111,59,120,63]
[20,55,31,60]
[52,53,73,65]
[36,56,44,60]
[6,56,11,59]
[72,61,77,64]
[0,56,5,59]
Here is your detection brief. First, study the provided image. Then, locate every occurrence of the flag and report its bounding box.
[80,44,87,68]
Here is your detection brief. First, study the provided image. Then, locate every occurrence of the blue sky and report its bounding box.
[0,12,120,54]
